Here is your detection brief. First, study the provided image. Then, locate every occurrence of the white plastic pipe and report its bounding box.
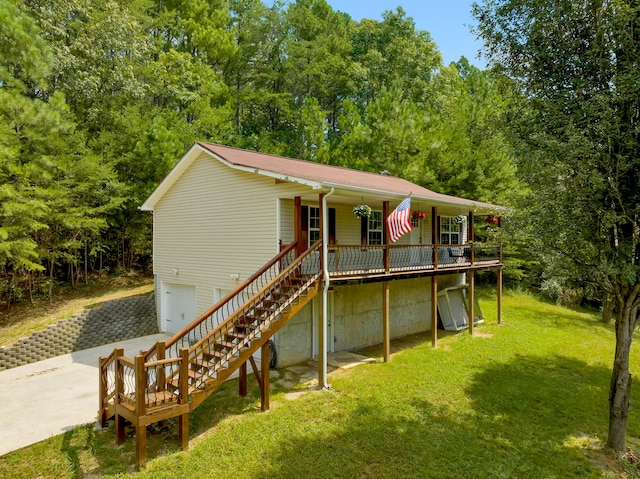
[321,187,334,389]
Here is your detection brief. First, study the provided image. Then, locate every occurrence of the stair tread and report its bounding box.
[234,322,258,331]
[125,390,178,408]
[214,340,235,350]
[193,359,215,370]
[203,349,225,359]
[226,331,247,340]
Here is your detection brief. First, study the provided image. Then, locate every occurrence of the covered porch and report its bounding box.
[288,194,504,388]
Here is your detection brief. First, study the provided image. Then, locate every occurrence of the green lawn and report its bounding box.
[2,289,640,478]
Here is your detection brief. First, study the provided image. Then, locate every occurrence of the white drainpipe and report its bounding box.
[321,187,335,389]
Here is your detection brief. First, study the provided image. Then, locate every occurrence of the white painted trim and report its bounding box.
[141,143,206,211]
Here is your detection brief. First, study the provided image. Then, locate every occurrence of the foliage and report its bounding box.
[1,0,523,309]
[352,204,372,218]
[0,0,124,306]
[473,0,640,451]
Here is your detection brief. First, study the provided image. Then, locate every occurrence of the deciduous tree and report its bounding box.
[474,0,640,451]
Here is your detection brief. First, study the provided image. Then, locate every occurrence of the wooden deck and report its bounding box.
[323,243,502,281]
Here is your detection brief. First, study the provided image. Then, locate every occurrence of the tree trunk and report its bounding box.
[48,257,54,301]
[607,301,634,451]
[28,272,33,304]
[602,292,615,323]
[84,237,88,285]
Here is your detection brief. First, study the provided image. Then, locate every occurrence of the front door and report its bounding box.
[410,218,423,264]
[162,282,196,335]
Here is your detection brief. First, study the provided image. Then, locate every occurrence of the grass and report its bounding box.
[2,288,640,478]
[0,273,154,347]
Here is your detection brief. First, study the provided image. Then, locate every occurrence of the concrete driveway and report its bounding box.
[0,333,170,456]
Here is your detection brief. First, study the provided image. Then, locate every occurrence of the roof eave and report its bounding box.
[319,182,504,213]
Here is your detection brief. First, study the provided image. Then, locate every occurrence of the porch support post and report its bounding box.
[239,361,247,397]
[382,200,390,361]
[468,271,475,335]
[497,268,503,324]
[497,216,503,325]
[260,341,270,411]
[382,281,390,362]
[383,201,390,273]
[136,425,147,468]
[316,295,326,387]
[432,206,438,269]
[178,348,190,451]
[294,196,302,256]
[468,210,475,335]
[468,211,475,266]
[431,276,438,347]
[319,193,325,270]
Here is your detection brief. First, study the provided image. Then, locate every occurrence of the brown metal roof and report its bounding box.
[197,142,501,210]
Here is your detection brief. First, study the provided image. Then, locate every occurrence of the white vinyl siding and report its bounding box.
[153,153,309,316]
[334,203,363,245]
[279,199,295,245]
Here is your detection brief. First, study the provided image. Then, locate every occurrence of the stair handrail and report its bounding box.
[186,240,321,359]
[98,347,123,426]
[144,241,298,363]
[158,240,322,395]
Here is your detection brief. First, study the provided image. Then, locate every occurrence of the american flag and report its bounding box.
[387,196,412,243]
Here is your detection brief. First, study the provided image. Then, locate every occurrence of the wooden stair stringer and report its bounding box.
[189,282,319,410]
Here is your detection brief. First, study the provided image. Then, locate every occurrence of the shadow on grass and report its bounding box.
[256,355,614,479]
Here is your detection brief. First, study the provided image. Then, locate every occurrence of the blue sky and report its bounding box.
[265,0,485,68]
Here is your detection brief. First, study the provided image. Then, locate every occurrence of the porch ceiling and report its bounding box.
[289,190,493,217]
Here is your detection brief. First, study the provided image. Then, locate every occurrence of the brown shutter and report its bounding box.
[301,206,309,248]
[361,216,367,246]
[329,208,336,244]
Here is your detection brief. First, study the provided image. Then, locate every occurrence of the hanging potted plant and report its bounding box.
[453,214,466,224]
[353,204,372,218]
[411,210,427,221]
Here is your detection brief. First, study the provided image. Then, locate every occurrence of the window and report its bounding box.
[368,211,383,245]
[308,207,320,246]
[440,216,461,245]
[302,205,336,246]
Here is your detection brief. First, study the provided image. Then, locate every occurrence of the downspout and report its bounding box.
[321,187,335,389]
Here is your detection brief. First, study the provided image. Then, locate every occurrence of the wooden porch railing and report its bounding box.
[326,242,501,277]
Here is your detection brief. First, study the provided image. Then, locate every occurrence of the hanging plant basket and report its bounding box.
[353,204,372,218]
[412,210,427,221]
[453,214,466,224]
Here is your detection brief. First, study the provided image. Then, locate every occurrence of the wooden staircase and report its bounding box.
[98,241,322,467]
